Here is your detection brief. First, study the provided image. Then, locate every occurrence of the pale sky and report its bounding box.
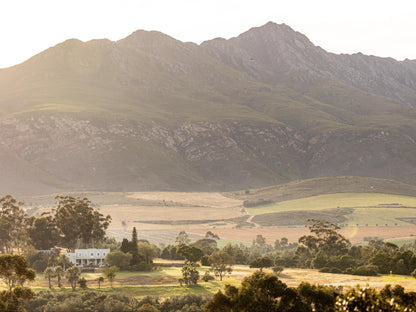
[0,0,415,69]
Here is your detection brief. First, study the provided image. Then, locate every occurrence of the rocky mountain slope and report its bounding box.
[1,22,416,195]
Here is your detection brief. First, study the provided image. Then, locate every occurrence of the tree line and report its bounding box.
[0,194,111,253]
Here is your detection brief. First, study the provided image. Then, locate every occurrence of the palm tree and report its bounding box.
[43,267,55,289]
[97,276,104,289]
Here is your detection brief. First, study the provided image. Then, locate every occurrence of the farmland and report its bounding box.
[22,262,416,296]
[23,189,416,246]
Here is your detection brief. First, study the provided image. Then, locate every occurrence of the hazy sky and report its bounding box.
[0,0,415,69]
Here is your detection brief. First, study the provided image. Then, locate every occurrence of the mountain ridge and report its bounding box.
[1,22,416,194]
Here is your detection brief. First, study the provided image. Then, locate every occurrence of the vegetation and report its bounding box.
[53,195,111,249]
[0,254,36,312]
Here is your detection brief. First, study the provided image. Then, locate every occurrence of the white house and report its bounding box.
[66,248,110,267]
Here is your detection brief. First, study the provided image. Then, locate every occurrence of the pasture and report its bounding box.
[24,262,416,297]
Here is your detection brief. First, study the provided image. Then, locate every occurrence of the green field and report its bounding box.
[247,193,416,215]
[22,264,416,297]
[247,193,416,227]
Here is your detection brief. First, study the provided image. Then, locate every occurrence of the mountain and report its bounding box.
[1,22,416,195]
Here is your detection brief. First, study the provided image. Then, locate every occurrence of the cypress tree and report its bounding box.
[130,227,140,265]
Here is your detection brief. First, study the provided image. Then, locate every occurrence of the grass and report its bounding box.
[23,265,416,296]
[246,193,416,216]
[246,193,416,227]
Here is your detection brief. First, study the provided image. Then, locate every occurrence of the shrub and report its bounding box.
[201,271,215,282]
[78,277,87,289]
[243,198,273,208]
[130,262,153,272]
[353,265,378,276]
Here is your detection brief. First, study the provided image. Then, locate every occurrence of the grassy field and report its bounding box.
[246,193,416,215]
[22,262,416,297]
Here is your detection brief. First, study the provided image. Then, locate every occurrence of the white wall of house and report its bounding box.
[66,248,110,267]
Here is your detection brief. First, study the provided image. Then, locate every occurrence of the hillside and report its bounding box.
[1,23,416,194]
[228,176,416,203]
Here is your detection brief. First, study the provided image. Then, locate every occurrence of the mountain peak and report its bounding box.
[119,29,181,49]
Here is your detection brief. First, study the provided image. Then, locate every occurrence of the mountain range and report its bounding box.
[1,22,416,195]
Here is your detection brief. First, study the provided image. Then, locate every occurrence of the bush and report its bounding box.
[319,267,342,274]
[130,262,153,272]
[243,199,273,208]
[352,265,378,276]
[105,250,132,270]
[78,277,87,289]
[201,271,215,282]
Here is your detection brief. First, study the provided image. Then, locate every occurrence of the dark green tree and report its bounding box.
[97,276,104,289]
[177,245,203,263]
[249,256,273,272]
[27,216,59,250]
[53,196,111,249]
[130,227,140,265]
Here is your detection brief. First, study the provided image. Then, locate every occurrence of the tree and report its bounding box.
[105,250,132,270]
[249,256,273,272]
[27,215,59,250]
[335,285,406,311]
[209,251,234,281]
[254,234,266,246]
[177,245,203,263]
[130,227,140,265]
[0,254,35,312]
[0,195,30,254]
[65,266,81,291]
[53,196,111,249]
[55,266,63,287]
[192,238,218,255]
[181,260,199,285]
[176,231,190,245]
[78,277,87,289]
[205,231,220,240]
[0,254,35,294]
[205,272,297,312]
[299,219,350,257]
[103,265,119,287]
[297,282,338,312]
[97,276,104,289]
[137,242,158,265]
[43,267,55,289]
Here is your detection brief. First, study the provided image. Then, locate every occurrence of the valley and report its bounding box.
[23,176,416,245]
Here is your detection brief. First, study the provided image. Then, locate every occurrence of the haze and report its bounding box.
[1,0,415,69]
